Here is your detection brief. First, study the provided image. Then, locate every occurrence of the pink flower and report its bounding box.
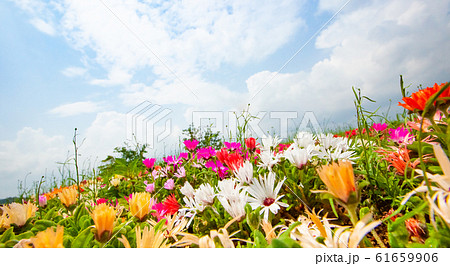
[38,195,47,207]
[143,158,156,169]
[183,139,199,151]
[372,123,388,132]
[151,169,160,179]
[164,179,175,190]
[144,181,155,193]
[389,126,414,144]
[174,166,186,178]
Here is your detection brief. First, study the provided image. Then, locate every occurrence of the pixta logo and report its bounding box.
[126,101,172,148]
[191,110,322,140]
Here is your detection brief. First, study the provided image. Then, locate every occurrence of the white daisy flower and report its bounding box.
[217,179,244,202]
[260,135,281,152]
[283,144,315,169]
[194,183,216,206]
[234,160,254,184]
[180,181,195,198]
[217,179,248,219]
[258,150,280,170]
[294,131,316,148]
[247,172,288,221]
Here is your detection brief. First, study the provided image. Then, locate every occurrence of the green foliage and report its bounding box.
[182,123,222,150]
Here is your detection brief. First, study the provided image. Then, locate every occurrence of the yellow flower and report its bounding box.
[58,186,78,207]
[119,225,168,248]
[31,225,65,248]
[129,192,154,221]
[316,160,358,204]
[1,202,37,227]
[110,174,123,187]
[91,203,116,242]
[0,211,10,229]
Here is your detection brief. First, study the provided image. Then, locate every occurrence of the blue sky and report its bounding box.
[0,0,449,198]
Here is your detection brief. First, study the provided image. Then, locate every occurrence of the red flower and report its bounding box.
[216,148,229,164]
[405,218,427,240]
[163,194,180,216]
[245,137,256,150]
[226,153,244,171]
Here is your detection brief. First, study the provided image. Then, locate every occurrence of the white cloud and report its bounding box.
[79,111,127,164]
[61,66,87,77]
[49,101,103,117]
[90,67,132,86]
[57,0,304,88]
[29,18,55,35]
[0,127,70,198]
[245,0,450,126]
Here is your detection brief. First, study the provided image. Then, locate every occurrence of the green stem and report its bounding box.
[345,203,359,226]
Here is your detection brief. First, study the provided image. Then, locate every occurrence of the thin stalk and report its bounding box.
[73,128,81,200]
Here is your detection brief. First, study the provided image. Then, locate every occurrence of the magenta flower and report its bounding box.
[372,123,388,132]
[151,203,167,222]
[124,194,132,203]
[389,126,414,144]
[183,139,199,151]
[143,158,156,168]
[96,198,117,206]
[205,160,229,180]
[196,146,216,160]
[38,195,47,207]
[144,181,155,193]
[164,178,175,190]
[163,155,175,164]
[178,152,188,160]
[224,142,241,151]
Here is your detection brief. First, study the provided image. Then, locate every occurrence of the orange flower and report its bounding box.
[91,203,116,242]
[1,202,37,227]
[119,225,168,248]
[375,146,421,176]
[129,192,155,221]
[399,82,449,112]
[316,160,358,204]
[31,225,65,248]
[58,186,78,207]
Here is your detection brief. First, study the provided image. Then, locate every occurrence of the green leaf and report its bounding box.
[63,235,74,248]
[0,227,15,243]
[359,207,370,219]
[4,239,19,248]
[32,219,57,232]
[43,207,57,220]
[16,231,34,240]
[388,202,427,248]
[78,215,93,230]
[252,230,267,248]
[270,238,289,248]
[71,227,94,248]
[73,203,89,222]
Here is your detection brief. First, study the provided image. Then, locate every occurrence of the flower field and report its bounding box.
[1,81,450,248]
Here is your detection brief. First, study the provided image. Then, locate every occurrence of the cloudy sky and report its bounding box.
[0,0,449,198]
